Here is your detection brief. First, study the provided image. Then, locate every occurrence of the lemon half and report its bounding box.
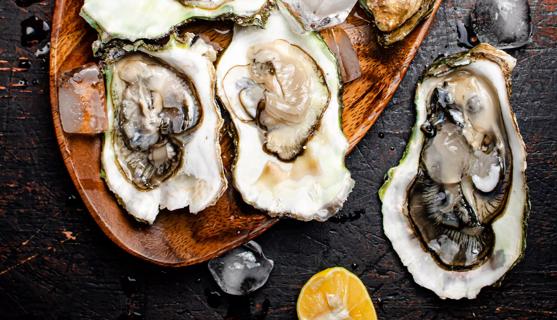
[297,267,377,320]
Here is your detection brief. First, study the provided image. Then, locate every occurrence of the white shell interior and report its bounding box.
[380,52,528,299]
[102,37,227,224]
[216,8,354,221]
[81,0,268,42]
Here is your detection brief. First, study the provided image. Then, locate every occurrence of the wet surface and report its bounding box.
[0,0,556,319]
[205,289,223,308]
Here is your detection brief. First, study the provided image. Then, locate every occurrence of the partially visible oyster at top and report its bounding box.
[81,0,271,43]
[216,4,354,221]
[360,0,436,46]
[100,34,227,224]
[380,44,529,299]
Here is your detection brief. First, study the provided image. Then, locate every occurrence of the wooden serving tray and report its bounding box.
[49,0,442,266]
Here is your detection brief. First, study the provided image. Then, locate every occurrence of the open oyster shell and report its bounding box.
[101,34,227,224]
[81,0,272,43]
[379,44,529,299]
[216,3,354,221]
[360,0,436,46]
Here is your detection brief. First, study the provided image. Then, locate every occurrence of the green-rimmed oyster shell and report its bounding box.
[380,44,529,299]
[216,3,354,221]
[101,34,227,224]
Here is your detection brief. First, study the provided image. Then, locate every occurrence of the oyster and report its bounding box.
[216,4,354,221]
[81,0,271,43]
[360,0,436,46]
[101,34,227,224]
[379,44,528,299]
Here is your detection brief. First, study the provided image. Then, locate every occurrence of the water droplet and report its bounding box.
[21,16,50,47]
[351,263,359,270]
[378,132,385,139]
[35,42,50,57]
[420,121,437,138]
[65,193,81,209]
[330,209,365,223]
[212,28,231,35]
[17,79,28,88]
[18,57,31,70]
[121,275,139,296]
[39,57,48,71]
[205,289,223,308]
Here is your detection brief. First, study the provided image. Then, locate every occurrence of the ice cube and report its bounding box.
[322,27,362,83]
[58,63,107,134]
[471,0,531,49]
[282,0,359,31]
[208,241,274,296]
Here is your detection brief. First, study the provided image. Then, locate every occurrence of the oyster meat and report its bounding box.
[380,44,528,299]
[216,4,354,221]
[360,0,436,46]
[101,34,227,224]
[81,0,270,43]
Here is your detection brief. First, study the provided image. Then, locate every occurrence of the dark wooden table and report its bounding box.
[1,1,556,319]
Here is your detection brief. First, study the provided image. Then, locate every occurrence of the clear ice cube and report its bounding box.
[208,241,274,296]
[58,63,107,134]
[322,27,362,83]
[282,0,359,31]
[471,0,532,49]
